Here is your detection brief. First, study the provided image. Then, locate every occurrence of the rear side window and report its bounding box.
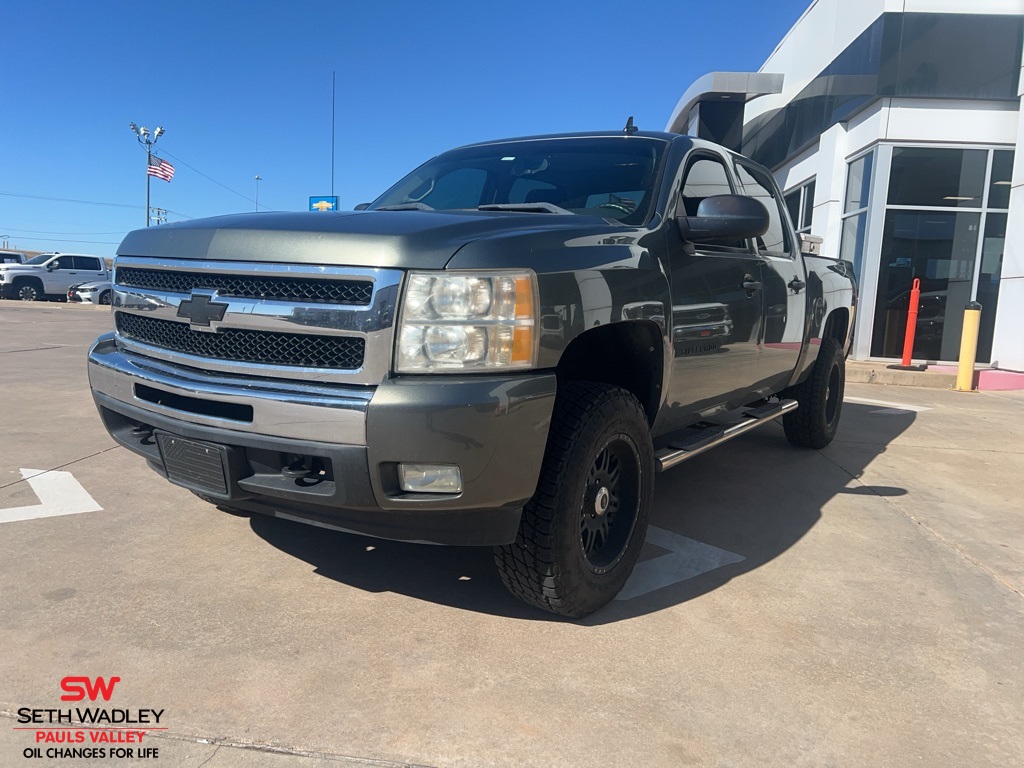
[735,162,792,257]
[74,256,102,271]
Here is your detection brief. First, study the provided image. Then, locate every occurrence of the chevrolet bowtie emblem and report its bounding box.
[177,291,228,327]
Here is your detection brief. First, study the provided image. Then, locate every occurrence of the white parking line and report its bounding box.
[0,468,102,524]
[844,396,933,413]
[616,525,745,601]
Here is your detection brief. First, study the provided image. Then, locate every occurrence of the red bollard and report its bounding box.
[901,277,922,367]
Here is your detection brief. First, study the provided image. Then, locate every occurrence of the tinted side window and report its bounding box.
[75,256,101,271]
[50,256,74,269]
[679,156,734,217]
[735,163,791,257]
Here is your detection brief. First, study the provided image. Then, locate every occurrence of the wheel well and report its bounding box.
[555,321,663,425]
[13,276,43,286]
[822,308,849,347]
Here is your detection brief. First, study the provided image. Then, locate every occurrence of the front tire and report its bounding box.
[98,290,112,305]
[783,337,845,449]
[14,281,43,301]
[494,382,654,618]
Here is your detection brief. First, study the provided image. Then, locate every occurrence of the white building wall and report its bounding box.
[989,41,1024,371]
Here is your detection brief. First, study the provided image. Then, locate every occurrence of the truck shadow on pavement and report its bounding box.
[247,403,915,624]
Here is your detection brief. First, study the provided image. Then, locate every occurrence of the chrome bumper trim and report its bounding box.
[88,334,371,445]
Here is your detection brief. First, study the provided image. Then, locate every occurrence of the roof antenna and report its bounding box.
[623,116,638,135]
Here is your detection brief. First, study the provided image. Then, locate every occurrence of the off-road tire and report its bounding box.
[14,280,43,302]
[494,382,654,618]
[782,337,845,449]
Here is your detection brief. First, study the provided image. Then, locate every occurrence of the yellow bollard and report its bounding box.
[954,301,982,392]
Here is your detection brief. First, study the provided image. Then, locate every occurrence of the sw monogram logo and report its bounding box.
[59,676,121,702]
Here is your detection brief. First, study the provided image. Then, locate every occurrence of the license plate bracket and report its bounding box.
[155,432,230,495]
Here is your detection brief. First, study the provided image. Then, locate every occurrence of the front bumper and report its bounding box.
[88,334,556,545]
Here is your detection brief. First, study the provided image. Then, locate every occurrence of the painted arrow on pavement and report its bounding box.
[0,468,102,524]
[616,525,745,601]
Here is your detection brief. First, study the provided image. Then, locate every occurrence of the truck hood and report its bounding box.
[116,210,625,270]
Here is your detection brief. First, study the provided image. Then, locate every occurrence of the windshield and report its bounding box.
[24,253,54,265]
[369,137,667,226]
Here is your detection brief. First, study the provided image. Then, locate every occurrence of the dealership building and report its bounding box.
[668,0,1024,371]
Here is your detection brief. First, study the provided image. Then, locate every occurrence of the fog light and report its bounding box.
[398,464,463,494]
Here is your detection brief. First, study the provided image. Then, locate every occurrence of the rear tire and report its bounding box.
[783,337,845,449]
[494,381,654,618]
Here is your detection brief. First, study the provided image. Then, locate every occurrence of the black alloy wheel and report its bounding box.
[580,437,641,573]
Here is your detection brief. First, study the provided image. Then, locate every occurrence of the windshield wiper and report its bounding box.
[477,203,573,215]
[375,202,434,211]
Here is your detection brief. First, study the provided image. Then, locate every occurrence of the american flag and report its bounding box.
[147,155,175,182]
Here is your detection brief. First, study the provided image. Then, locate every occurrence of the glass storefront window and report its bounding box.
[887,147,988,208]
[784,178,815,234]
[840,213,868,278]
[845,154,873,213]
[976,214,1006,364]
[870,211,980,361]
[988,151,1014,210]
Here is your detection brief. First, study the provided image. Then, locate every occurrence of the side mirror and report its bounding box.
[677,195,770,242]
[354,203,370,211]
[45,261,57,271]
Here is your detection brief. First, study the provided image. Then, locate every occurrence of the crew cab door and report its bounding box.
[45,255,79,294]
[663,152,764,427]
[733,161,808,395]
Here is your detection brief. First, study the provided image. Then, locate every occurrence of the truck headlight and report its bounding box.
[396,270,538,373]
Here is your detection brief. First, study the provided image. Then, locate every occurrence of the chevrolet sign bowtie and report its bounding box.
[177,292,228,327]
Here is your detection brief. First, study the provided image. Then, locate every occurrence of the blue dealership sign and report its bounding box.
[309,196,339,212]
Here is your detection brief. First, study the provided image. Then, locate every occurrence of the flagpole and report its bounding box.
[146,146,151,227]
[331,70,336,197]
[129,123,165,227]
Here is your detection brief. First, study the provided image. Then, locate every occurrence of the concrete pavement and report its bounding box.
[1,301,1021,767]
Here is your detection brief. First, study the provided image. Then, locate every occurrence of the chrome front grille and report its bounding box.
[116,313,366,370]
[116,267,373,305]
[111,257,402,385]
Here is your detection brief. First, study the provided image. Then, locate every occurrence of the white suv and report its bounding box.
[0,253,108,301]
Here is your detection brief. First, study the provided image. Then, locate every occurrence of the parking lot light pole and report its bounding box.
[129,123,165,227]
[255,175,262,212]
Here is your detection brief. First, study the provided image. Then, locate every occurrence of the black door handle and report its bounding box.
[788,277,806,293]
[742,280,762,293]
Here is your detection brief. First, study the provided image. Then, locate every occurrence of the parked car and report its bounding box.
[0,253,108,301]
[68,281,113,305]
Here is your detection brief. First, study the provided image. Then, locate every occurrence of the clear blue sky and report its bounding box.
[1,0,809,258]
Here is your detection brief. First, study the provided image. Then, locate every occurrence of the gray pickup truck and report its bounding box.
[88,130,855,617]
